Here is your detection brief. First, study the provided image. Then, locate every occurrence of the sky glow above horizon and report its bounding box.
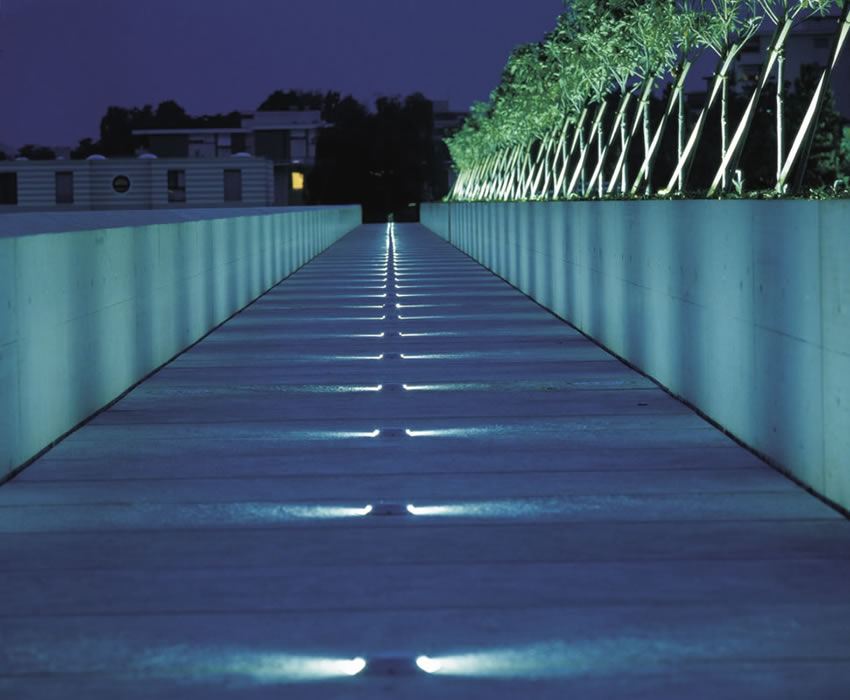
[0,0,565,149]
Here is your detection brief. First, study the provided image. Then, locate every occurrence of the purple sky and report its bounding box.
[0,0,566,149]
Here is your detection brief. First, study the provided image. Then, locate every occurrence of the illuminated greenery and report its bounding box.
[446,0,849,200]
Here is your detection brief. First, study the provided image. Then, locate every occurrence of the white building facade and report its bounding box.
[0,156,273,212]
[133,110,325,206]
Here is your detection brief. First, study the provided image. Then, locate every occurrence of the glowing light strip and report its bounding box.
[241,653,368,680]
[400,382,489,391]
[402,384,448,391]
[308,429,381,438]
[397,314,449,320]
[402,640,638,677]
[318,316,385,321]
[416,656,442,673]
[397,331,458,337]
[403,428,490,437]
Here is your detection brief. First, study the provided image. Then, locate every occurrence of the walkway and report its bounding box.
[1,224,849,698]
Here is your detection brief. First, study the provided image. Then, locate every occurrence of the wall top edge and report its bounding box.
[424,200,848,209]
[0,205,361,239]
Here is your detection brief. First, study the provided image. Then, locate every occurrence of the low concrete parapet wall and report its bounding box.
[1,206,361,479]
[422,200,850,512]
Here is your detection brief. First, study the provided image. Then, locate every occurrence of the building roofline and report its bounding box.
[132,128,249,135]
[250,123,326,131]
[132,122,327,136]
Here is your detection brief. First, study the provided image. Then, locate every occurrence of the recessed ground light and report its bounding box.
[368,502,413,516]
[415,656,442,673]
[379,427,406,438]
[363,656,419,675]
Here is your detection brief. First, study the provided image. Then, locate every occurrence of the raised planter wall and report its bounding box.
[422,200,850,512]
[1,206,361,479]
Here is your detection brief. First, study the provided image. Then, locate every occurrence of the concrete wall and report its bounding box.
[422,200,850,512]
[1,206,361,479]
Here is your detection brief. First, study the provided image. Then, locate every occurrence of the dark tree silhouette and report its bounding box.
[71,137,101,159]
[155,100,190,129]
[257,90,342,121]
[99,106,135,156]
[308,92,443,222]
[16,144,56,160]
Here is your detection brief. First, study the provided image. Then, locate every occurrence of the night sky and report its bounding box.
[0,0,566,150]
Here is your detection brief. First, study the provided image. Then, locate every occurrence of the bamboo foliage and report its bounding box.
[705,0,835,195]
[445,0,847,201]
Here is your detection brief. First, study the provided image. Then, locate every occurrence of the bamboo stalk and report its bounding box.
[781,2,850,193]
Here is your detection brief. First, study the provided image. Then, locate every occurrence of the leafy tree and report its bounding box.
[309,93,442,221]
[190,110,242,129]
[706,0,836,195]
[258,90,343,121]
[99,106,135,156]
[71,137,103,159]
[840,126,850,186]
[660,0,763,194]
[16,144,56,159]
[154,100,190,129]
[631,1,710,194]
[785,62,845,188]
[779,0,850,192]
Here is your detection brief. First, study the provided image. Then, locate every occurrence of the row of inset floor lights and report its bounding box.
[272,227,475,679]
[364,223,422,521]
[371,224,432,442]
[346,229,450,679]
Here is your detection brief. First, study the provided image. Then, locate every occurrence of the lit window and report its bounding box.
[291,171,304,191]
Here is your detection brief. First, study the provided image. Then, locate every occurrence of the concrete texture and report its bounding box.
[421,200,850,513]
[1,223,848,698]
[0,206,361,478]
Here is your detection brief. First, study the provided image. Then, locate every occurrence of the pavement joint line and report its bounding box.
[0,488,801,507]
[0,601,846,621]
[6,466,775,484]
[6,553,848,575]
[1,516,842,537]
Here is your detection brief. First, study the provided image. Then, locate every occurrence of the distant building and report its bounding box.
[133,110,326,205]
[0,156,273,212]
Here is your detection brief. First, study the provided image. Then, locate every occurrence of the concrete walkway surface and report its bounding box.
[1,223,849,698]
